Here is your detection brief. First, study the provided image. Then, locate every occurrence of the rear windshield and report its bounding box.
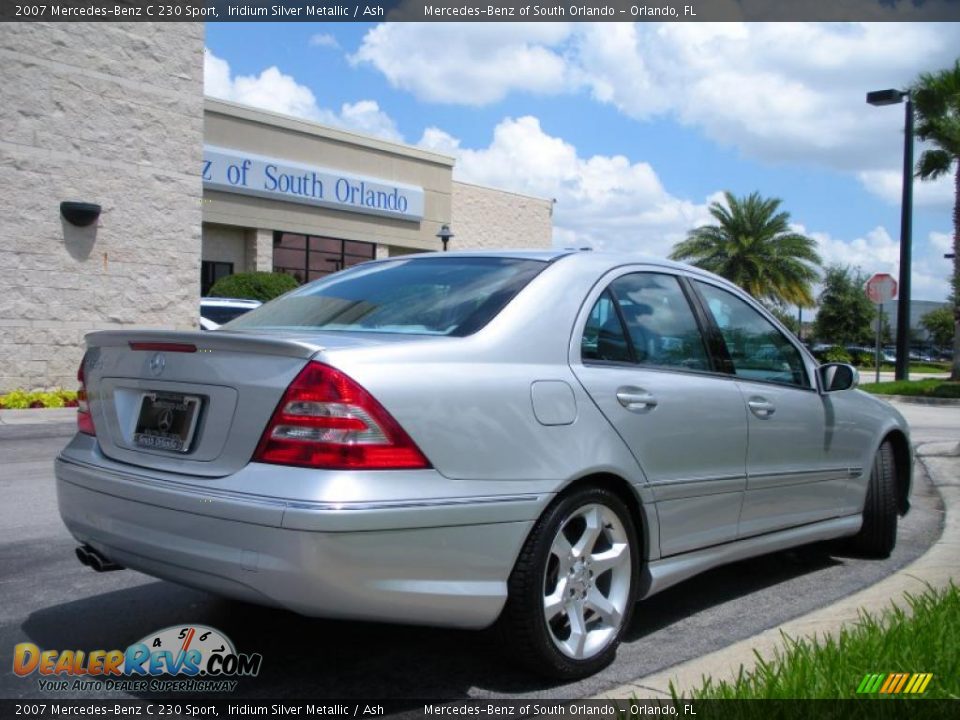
[223,257,547,337]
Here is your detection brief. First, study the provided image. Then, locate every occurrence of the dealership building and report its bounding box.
[0,24,552,392]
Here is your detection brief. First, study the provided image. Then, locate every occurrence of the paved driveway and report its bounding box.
[0,401,951,701]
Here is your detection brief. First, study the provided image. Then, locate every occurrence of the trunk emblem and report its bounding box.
[157,408,174,432]
[149,353,166,377]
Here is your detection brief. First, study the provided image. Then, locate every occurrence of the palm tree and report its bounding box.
[912,59,960,380]
[669,191,822,308]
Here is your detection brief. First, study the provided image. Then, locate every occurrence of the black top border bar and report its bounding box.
[2,0,960,22]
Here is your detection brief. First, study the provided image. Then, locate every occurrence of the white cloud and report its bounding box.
[809,225,952,301]
[930,231,954,255]
[355,22,960,174]
[857,169,954,208]
[309,33,339,49]
[350,23,576,105]
[418,127,462,156]
[203,48,403,142]
[419,116,714,254]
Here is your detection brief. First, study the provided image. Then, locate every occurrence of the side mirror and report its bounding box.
[818,363,859,393]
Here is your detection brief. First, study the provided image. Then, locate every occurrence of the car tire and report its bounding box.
[498,486,638,679]
[850,440,898,558]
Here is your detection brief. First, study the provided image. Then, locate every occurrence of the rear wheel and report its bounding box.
[499,487,638,679]
[851,440,898,558]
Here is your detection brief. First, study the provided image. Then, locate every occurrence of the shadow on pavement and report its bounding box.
[17,543,842,700]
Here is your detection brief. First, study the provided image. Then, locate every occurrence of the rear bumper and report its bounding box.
[54,446,546,629]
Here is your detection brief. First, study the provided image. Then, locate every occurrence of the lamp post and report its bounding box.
[436,224,453,252]
[866,88,913,381]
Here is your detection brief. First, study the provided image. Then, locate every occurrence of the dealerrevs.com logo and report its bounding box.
[13,625,262,693]
[856,672,934,695]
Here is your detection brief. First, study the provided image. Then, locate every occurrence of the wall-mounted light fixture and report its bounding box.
[60,201,101,227]
[436,224,454,252]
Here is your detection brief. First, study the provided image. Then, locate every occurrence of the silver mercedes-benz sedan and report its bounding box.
[55,250,911,678]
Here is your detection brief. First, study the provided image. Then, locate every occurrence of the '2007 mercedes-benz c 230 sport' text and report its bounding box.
[56,250,912,678]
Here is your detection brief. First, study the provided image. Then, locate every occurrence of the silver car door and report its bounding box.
[571,271,748,557]
[692,280,851,536]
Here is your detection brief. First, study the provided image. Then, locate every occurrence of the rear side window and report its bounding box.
[224,257,547,337]
[581,272,709,371]
[582,290,631,363]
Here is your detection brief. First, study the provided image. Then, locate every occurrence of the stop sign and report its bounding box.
[865,273,898,304]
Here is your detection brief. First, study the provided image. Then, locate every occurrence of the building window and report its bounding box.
[273,232,376,284]
[201,261,234,296]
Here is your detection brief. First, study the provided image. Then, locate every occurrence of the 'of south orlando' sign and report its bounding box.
[202,146,424,221]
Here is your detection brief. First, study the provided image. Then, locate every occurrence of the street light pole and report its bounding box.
[867,88,914,381]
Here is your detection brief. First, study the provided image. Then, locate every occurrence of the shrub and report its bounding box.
[823,346,852,364]
[208,272,299,302]
[0,389,32,409]
[0,388,79,409]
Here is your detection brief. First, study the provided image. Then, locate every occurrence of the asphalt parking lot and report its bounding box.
[0,403,951,702]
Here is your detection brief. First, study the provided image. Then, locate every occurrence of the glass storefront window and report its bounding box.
[273,232,376,284]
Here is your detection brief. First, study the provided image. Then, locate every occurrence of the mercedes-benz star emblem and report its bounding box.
[149,352,165,377]
[157,409,174,433]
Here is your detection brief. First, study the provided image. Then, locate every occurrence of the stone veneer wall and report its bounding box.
[451,181,553,250]
[0,23,204,391]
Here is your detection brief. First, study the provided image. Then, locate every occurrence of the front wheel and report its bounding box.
[850,440,898,558]
[498,487,638,679]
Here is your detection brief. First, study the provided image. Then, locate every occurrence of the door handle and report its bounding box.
[616,388,658,412]
[747,397,776,418]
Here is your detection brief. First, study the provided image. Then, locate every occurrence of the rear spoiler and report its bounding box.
[85,330,324,360]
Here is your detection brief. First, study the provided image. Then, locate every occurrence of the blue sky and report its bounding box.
[205,21,959,302]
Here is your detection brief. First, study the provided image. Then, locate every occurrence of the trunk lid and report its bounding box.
[83,329,387,477]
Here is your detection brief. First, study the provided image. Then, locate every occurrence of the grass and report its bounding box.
[862,379,960,399]
[669,583,959,700]
[856,362,950,374]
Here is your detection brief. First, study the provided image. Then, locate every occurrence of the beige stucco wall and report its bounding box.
[0,23,204,391]
[203,100,455,253]
[201,224,247,271]
[451,181,553,250]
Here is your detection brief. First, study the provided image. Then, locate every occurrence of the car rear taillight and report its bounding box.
[77,360,95,436]
[253,362,431,470]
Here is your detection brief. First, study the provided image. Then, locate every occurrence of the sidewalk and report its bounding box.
[596,438,960,699]
[0,408,77,426]
[858,371,949,385]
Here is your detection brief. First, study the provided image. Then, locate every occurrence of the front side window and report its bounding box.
[224,257,546,337]
[694,281,809,388]
[581,273,709,371]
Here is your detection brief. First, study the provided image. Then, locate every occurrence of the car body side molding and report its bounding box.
[636,514,862,599]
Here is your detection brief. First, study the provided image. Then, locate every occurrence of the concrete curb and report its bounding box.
[595,440,960,700]
[0,408,77,425]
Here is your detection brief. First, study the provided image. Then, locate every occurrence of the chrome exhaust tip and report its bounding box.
[76,545,123,572]
[74,546,92,567]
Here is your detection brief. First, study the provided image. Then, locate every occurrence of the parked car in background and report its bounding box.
[199,297,262,331]
[56,251,912,679]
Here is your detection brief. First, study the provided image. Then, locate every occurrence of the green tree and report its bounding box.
[814,266,875,346]
[670,191,822,307]
[767,305,800,336]
[921,306,955,348]
[912,59,960,379]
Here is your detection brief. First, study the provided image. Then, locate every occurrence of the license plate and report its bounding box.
[133,393,201,453]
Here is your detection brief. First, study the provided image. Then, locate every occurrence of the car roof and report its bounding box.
[376,249,731,285]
